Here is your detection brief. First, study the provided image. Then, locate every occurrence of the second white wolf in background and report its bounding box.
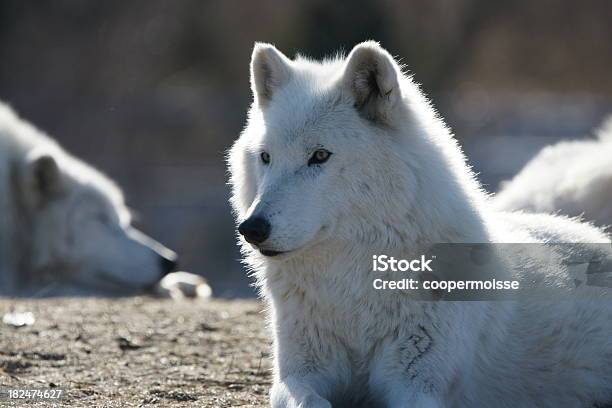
[229,41,612,407]
[494,117,612,228]
[0,102,178,296]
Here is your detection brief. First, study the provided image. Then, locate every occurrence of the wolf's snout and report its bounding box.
[159,255,178,276]
[238,217,271,244]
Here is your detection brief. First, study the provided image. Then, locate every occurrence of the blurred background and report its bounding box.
[0,0,611,297]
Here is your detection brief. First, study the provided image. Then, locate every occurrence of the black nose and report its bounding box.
[238,217,271,244]
[160,255,178,276]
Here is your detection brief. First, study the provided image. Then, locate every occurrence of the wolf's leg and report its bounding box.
[369,368,445,408]
[271,306,351,407]
[270,375,332,408]
[382,382,443,408]
[369,319,474,408]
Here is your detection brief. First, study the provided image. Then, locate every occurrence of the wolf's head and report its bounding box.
[229,41,474,260]
[13,146,177,292]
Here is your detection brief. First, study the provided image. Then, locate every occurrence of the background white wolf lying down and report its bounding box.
[494,116,612,228]
[0,102,179,296]
[229,41,612,407]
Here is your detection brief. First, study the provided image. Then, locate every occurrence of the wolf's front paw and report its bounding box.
[270,381,332,408]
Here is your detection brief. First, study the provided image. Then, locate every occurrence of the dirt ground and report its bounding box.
[0,297,271,407]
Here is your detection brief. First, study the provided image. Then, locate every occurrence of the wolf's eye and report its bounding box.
[308,149,332,166]
[260,151,270,165]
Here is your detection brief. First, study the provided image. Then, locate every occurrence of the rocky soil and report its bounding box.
[0,297,271,407]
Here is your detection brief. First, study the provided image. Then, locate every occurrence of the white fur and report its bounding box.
[228,42,612,407]
[0,102,177,295]
[494,116,612,228]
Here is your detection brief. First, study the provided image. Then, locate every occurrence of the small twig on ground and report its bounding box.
[224,354,235,379]
[255,352,264,377]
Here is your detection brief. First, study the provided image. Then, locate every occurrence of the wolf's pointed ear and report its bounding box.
[21,151,63,207]
[342,41,401,124]
[250,43,292,108]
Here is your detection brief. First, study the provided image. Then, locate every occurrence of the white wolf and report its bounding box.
[494,117,612,228]
[229,42,612,407]
[0,102,178,296]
